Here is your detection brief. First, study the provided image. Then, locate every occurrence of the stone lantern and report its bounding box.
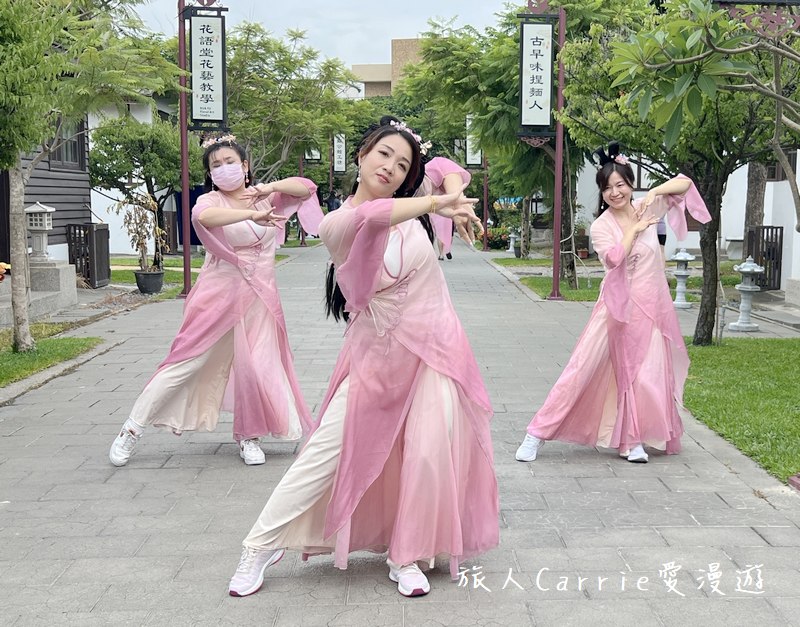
[25,202,56,262]
[728,256,764,332]
[508,229,518,253]
[670,248,695,309]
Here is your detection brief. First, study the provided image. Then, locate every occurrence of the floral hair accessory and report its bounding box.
[201,134,237,149]
[614,154,629,166]
[419,140,433,156]
[389,120,424,145]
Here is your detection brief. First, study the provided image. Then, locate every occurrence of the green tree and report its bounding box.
[609,0,800,231]
[225,24,356,183]
[398,11,590,281]
[89,115,204,270]
[0,0,181,351]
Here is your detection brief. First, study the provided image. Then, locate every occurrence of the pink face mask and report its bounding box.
[210,163,245,191]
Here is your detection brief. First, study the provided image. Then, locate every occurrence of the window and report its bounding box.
[50,119,86,171]
[766,149,798,182]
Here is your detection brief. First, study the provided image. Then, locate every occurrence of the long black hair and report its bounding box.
[325,116,431,322]
[594,141,635,216]
[201,138,254,192]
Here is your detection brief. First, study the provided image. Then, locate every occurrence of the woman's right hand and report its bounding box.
[433,187,478,218]
[250,208,287,227]
[631,211,659,235]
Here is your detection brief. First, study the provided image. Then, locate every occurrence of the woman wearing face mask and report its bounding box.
[515,142,711,465]
[108,136,322,467]
[228,117,497,600]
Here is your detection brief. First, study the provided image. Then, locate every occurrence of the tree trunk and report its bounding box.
[744,161,767,235]
[692,177,724,346]
[521,196,531,258]
[9,159,35,352]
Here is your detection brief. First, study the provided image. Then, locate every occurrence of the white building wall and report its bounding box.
[87,103,155,257]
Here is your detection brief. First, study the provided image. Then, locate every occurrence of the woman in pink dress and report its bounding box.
[515,142,711,464]
[108,136,321,467]
[229,117,497,599]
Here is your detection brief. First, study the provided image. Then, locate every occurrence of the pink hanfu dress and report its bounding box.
[127,179,321,442]
[525,176,711,455]
[243,160,499,578]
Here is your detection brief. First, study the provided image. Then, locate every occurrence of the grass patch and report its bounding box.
[494,257,554,267]
[520,276,601,301]
[0,323,102,387]
[111,256,205,269]
[685,338,800,482]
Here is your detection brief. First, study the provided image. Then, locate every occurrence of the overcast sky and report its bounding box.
[136,1,508,67]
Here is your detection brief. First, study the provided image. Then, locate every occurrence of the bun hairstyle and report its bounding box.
[594,141,635,215]
[325,116,432,323]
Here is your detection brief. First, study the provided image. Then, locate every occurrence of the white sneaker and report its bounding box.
[515,434,544,461]
[388,561,430,597]
[228,546,285,597]
[627,444,649,463]
[109,418,144,467]
[239,438,265,465]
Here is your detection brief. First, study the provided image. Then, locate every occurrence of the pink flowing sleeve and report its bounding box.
[590,216,630,323]
[318,200,393,313]
[270,177,323,243]
[190,192,239,266]
[637,174,711,241]
[425,157,471,190]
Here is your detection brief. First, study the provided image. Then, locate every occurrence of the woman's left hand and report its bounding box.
[241,183,273,206]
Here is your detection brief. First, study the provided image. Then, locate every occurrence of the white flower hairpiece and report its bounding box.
[613,154,629,166]
[389,120,424,146]
[419,140,433,156]
[201,134,237,149]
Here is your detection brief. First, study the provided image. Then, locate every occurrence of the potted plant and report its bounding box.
[89,115,204,294]
[112,192,165,294]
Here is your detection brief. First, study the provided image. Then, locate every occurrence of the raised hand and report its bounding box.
[633,211,659,234]
[241,183,274,206]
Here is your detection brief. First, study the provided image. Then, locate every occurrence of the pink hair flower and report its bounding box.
[614,154,629,166]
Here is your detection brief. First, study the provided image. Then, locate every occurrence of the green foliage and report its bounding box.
[685,338,800,482]
[90,115,204,270]
[90,115,204,206]
[225,23,357,181]
[0,0,181,170]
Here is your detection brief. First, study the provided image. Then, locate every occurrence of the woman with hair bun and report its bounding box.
[108,136,321,467]
[515,141,711,464]
[229,116,497,600]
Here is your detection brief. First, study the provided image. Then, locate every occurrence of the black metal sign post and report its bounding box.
[178,0,228,296]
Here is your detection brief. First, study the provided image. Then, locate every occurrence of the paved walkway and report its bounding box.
[2,239,800,626]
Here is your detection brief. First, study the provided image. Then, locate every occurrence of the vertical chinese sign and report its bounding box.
[333,134,347,173]
[190,12,227,130]
[465,115,483,167]
[519,21,553,128]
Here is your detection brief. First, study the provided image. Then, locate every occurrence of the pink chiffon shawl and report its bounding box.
[148,180,319,435]
[315,195,497,568]
[528,177,710,454]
